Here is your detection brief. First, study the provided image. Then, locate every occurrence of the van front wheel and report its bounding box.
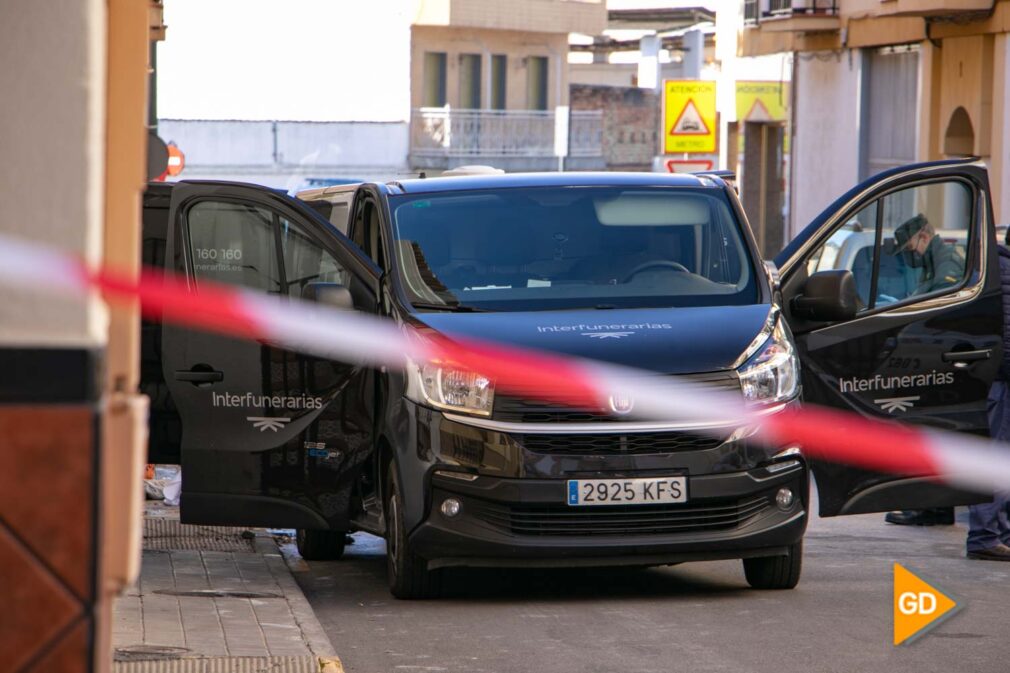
[386,464,440,599]
[743,542,802,590]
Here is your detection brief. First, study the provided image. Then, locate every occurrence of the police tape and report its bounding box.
[3,232,1010,494]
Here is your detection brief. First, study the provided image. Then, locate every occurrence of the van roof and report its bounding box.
[385,171,719,195]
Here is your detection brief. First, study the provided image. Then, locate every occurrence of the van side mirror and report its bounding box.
[301,282,353,310]
[791,269,858,322]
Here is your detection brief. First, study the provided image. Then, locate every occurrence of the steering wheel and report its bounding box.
[621,260,689,283]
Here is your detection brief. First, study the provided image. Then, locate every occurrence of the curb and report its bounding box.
[113,655,344,672]
[253,536,338,659]
[115,517,342,671]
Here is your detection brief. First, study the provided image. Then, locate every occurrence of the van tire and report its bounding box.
[296,529,346,561]
[386,463,440,599]
[743,542,802,590]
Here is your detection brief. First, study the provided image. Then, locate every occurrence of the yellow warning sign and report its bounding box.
[734,81,790,152]
[663,80,716,154]
[735,81,788,123]
[893,563,961,646]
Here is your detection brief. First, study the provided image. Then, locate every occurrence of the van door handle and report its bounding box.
[941,349,991,366]
[174,369,224,383]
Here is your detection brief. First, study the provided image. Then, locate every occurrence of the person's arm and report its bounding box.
[932,253,964,291]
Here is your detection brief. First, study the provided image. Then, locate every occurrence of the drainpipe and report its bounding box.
[272,121,279,168]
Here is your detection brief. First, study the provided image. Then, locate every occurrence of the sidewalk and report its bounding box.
[112,503,342,672]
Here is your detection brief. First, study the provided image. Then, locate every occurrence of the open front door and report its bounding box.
[777,160,1001,516]
[162,181,381,530]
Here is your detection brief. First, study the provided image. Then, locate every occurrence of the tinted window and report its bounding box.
[389,187,758,311]
[187,201,281,293]
[804,180,970,312]
[187,200,349,300]
[350,199,383,268]
[279,218,349,298]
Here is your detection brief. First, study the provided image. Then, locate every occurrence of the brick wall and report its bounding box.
[571,84,659,171]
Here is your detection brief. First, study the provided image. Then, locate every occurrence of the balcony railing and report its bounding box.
[410,108,603,159]
[769,0,837,15]
[744,0,839,31]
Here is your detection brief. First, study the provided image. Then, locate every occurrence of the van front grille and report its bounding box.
[518,431,726,455]
[492,372,740,424]
[470,495,770,537]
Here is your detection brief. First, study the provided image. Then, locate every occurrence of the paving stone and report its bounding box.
[114,549,336,661]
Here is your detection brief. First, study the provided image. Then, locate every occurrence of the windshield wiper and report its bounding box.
[410,302,490,313]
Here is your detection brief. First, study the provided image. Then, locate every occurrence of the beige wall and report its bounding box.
[0,0,107,347]
[937,35,994,156]
[101,0,154,607]
[991,34,1010,223]
[741,0,1008,55]
[791,52,862,234]
[917,30,1010,221]
[411,25,569,110]
[743,0,1010,228]
[415,0,605,35]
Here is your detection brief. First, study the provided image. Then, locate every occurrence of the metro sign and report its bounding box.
[663,80,717,154]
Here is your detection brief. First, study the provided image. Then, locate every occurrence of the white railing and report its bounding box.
[411,108,603,159]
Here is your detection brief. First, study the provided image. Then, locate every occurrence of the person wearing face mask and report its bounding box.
[884,214,965,528]
[893,213,965,296]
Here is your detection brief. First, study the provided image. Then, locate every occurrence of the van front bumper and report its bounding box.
[409,461,808,570]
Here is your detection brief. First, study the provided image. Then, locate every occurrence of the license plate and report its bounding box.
[567,477,687,506]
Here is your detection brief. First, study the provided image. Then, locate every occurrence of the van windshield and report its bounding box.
[389,186,759,312]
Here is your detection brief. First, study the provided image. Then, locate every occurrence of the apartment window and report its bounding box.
[423,51,447,107]
[527,56,548,110]
[859,47,919,179]
[459,53,482,109]
[491,54,507,110]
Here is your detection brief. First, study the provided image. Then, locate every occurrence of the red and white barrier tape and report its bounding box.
[3,233,1010,493]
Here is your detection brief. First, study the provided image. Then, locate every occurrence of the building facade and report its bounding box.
[408,0,606,171]
[160,0,607,184]
[741,0,1010,237]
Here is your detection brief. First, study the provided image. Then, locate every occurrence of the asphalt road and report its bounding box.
[292,506,1010,673]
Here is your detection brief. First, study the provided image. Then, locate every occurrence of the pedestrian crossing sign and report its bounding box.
[735,81,788,123]
[735,80,790,152]
[663,80,717,154]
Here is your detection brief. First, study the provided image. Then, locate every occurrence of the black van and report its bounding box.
[142,159,998,598]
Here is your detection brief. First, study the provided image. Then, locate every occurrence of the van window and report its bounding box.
[804,180,971,312]
[187,200,281,293]
[350,199,383,268]
[389,187,757,311]
[279,218,349,298]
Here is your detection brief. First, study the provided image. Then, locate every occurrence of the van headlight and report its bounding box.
[737,320,799,405]
[405,359,495,417]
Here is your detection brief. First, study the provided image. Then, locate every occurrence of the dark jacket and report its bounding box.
[917,235,965,295]
[997,246,1010,381]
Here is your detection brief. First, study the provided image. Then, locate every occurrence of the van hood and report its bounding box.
[412,305,773,374]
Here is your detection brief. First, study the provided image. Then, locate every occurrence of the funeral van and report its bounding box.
[141,159,998,598]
